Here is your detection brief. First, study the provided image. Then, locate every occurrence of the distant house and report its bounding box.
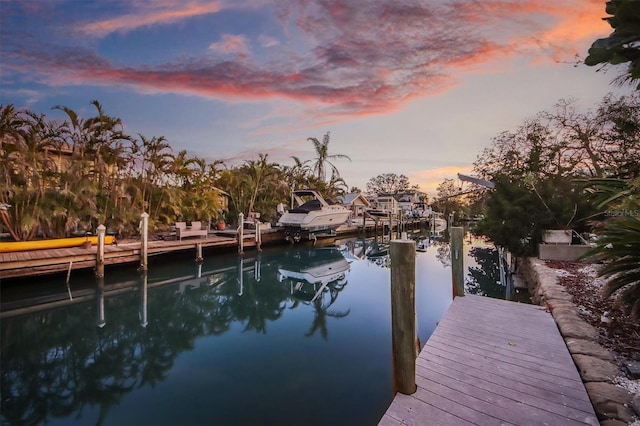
[366,190,429,215]
[338,192,371,218]
[373,193,399,213]
[396,190,428,213]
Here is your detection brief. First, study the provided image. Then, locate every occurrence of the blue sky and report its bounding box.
[0,0,633,195]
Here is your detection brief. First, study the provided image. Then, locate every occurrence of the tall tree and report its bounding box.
[307,132,351,183]
[0,108,61,240]
[473,94,640,182]
[365,173,410,195]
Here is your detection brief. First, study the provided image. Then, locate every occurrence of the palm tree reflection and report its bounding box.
[1,247,355,424]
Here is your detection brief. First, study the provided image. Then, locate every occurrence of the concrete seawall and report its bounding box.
[519,258,639,425]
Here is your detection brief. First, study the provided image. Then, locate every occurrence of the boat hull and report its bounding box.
[277,209,351,232]
[0,236,116,253]
[276,189,351,242]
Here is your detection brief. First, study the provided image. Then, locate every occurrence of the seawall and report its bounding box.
[519,258,639,425]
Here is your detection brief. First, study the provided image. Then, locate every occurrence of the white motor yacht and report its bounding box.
[276,189,351,242]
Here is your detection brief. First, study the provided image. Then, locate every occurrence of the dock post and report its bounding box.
[96,224,106,278]
[196,243,203,262]
[390,239,417,395]
[139,212,149,271]
[450,226,465,297]
[255,222,262,252]
[96,276,106,328]
[238,212,244,254]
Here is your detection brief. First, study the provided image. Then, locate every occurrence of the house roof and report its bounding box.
[338,192,371,207]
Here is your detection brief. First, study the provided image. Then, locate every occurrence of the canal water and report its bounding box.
[0,234,509,426]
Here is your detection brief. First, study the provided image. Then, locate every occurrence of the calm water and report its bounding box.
[1,234,507,426]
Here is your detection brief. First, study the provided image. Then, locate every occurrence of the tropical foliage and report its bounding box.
[581,177,640,317]
[0,103,353,241]
[585,0,640,89]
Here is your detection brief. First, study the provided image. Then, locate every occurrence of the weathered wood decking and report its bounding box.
[380,295,598,426]
[0,232,268,279]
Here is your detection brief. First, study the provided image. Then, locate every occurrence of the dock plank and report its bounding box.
[380,295,599,426]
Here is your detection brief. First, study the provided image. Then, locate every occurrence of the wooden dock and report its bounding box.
[0,231,277,280]
[379,295,599,426]
[0,218,433,280]
[0,223,384,280]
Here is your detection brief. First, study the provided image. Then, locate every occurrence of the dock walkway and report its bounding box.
[379,295,598,426]
[0,233,256,279]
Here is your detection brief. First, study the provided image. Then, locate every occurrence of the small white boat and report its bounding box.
[277,189,351,242]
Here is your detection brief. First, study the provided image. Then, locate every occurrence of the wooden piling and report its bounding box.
[390,239,417,395]
[196,243,203,262]
[256,222,262,252]
[96,224,105,278]
[139,212,149,271]
[450,226,465,298]
[238,212,244,255]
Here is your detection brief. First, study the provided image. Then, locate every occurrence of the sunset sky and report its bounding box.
[1,0,634,196]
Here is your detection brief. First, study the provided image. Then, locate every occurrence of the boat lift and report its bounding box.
[436,173,495,201]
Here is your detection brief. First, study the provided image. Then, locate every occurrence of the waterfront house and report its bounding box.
[337,192,371,219]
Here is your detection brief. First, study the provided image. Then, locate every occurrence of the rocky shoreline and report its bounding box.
[520,258,640,425]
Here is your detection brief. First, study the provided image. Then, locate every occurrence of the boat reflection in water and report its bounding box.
[278,247,350,299]
[0,236,470,426]
[277,248,352,339]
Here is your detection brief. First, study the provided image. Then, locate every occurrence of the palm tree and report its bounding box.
[170,150,202,190]
[307,132,351,183]
[582,177,640,317]
[245,154,274,217]
[587,214,640,317]
[0,109,68,240]
[138,134,173,217]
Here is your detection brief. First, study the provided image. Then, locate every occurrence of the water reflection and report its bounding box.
[0,236,496,425]
[0,245,363,425]
[278,248,352,340]
[465,246,504,298]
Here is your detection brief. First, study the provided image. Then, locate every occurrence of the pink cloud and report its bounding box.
[75,1,225,37]
[5,0,612,121]
[209,35,250,55]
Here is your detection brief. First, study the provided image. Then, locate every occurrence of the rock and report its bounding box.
[545,298,577,313]
[553,307,583,323]
[542,287,574,302]
[625,361,640,379]
[565,338,615,361]
[633,394,640,417]
[585,382,635,422]
[556,316,599,340]
[572,354,619,382]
